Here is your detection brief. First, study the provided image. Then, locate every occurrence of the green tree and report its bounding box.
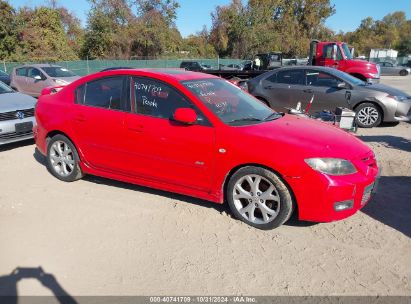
[0,1,19,61]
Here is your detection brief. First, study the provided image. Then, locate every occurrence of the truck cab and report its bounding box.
[309,40,380,83]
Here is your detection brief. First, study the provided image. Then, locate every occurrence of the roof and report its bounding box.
[99,68,218,81]
[15,63,62,68]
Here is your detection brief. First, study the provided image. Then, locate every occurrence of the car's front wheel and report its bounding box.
[355,103,382,128]
[227,166,294,230]
[46,134,83,182]
[399,70,408,76]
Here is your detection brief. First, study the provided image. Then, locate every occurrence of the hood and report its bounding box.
[0,92,37,112]
[358,83,411,98]
[349,59,378,72]
[239,114,371,160]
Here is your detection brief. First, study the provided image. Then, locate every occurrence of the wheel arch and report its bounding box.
[221,163,299,215]
[45,130,82,161]
[349,73,366,81]
[353,100,385,122]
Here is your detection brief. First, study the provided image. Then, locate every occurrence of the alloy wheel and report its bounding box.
[232,174,280,225]
[357,106,379,127]
[49,140,75,177]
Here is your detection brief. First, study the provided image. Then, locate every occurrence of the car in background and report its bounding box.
[248,66,411,128]
[35,68,379,229]
[379,61,410,76]
[10,64,80,97]
[180,61,212,72]
[0,70,10,86]
[0,82,37,145]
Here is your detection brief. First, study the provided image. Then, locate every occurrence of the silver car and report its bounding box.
[0,82,37,145]
[248,66,411,128]
[379,61,411,76]
[10,64,80,97]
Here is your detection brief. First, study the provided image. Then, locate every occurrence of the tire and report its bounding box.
[399,70,408,76]
[355,103,382,128]
[46,134,83,182]
[227,166,294,230]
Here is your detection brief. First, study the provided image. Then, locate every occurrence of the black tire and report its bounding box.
[399,70,408,76]
[355,102,382,128]
[226,166,294,230]
[46,134,83,182]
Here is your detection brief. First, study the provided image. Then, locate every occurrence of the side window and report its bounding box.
[16,68,27,76]
[27,68,44,79]
[323,44,333,59]
[76,77,124,110]
[266,72,277,83]
[336,47,343,60]
[132,77,209,124]
[277,70,305,85]
[306,70,340,87]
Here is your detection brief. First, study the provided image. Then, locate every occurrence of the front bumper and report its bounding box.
[0,117,36,145]
[285,152,380,222]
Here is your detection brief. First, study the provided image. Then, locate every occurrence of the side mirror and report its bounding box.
[337,82,348,89]
[332,45,338,61]
[34,75,42,80]
[173,108,197,125]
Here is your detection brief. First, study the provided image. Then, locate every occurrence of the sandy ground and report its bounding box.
[0,76,410,297]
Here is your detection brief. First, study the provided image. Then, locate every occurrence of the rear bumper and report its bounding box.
[0,117,35,145]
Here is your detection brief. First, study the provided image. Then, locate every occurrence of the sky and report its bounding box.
[11,0,411,37]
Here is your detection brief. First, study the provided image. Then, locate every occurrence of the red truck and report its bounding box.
[308,40,380,83]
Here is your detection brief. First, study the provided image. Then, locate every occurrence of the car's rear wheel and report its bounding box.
[226,166,294,230]
[399,70,408,76]
[355,103,382,128]
[47,134,83,182]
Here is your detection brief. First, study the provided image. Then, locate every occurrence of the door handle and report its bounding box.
[303,89,313,93]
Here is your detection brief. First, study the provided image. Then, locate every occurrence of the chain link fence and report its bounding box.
[1,58,245,76]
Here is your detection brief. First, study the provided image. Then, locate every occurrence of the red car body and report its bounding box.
[34,69,379,223]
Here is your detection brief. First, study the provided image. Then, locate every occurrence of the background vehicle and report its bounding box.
[0,70,11,85]
[379,61,410,76]
[180,61,212,71]
[248,66,411,128]
[10,64,80,97]
[0,82,37,145]
[35,69,378,229]
[308,40,380,82]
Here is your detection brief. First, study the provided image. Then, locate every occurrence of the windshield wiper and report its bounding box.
[264,112,283,121]
[227,117,262,124]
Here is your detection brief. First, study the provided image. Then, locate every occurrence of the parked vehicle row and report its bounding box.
[247,66,411,128]
[379,61,411,76]
[33,68,380,229]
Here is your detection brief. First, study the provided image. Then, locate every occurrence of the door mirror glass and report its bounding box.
[337,82,347,89]
[332,45,338,60]
[173,108,197,124]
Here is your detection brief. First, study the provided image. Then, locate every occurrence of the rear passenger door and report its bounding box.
[13,68,28,92]
[72,76,130,172]
[262,69,307,111]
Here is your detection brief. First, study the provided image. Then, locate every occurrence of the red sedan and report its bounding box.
[34,69,379,229]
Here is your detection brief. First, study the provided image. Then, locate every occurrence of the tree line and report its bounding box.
[0,0,410,62]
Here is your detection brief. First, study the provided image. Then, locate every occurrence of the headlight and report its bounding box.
[305,158,357,175]
[54,79,69,85]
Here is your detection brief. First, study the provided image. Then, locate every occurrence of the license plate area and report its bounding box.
[15,121,33,134]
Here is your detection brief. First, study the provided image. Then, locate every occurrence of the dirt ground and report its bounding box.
[0,76,410,297]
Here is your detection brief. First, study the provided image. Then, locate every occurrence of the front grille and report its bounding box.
[0,131,33,140]
[0,108,35,121]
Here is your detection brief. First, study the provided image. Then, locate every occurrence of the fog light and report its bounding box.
[334,200,354,211]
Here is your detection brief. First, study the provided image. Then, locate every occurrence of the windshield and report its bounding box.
[331,69,366,86]
[341,43,353,60]
[41,66,77,78]
[181,78,280,125]
[0,81,13,94]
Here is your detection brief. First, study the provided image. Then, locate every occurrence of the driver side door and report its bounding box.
[304,69,351,113]
[123,77,216,193]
